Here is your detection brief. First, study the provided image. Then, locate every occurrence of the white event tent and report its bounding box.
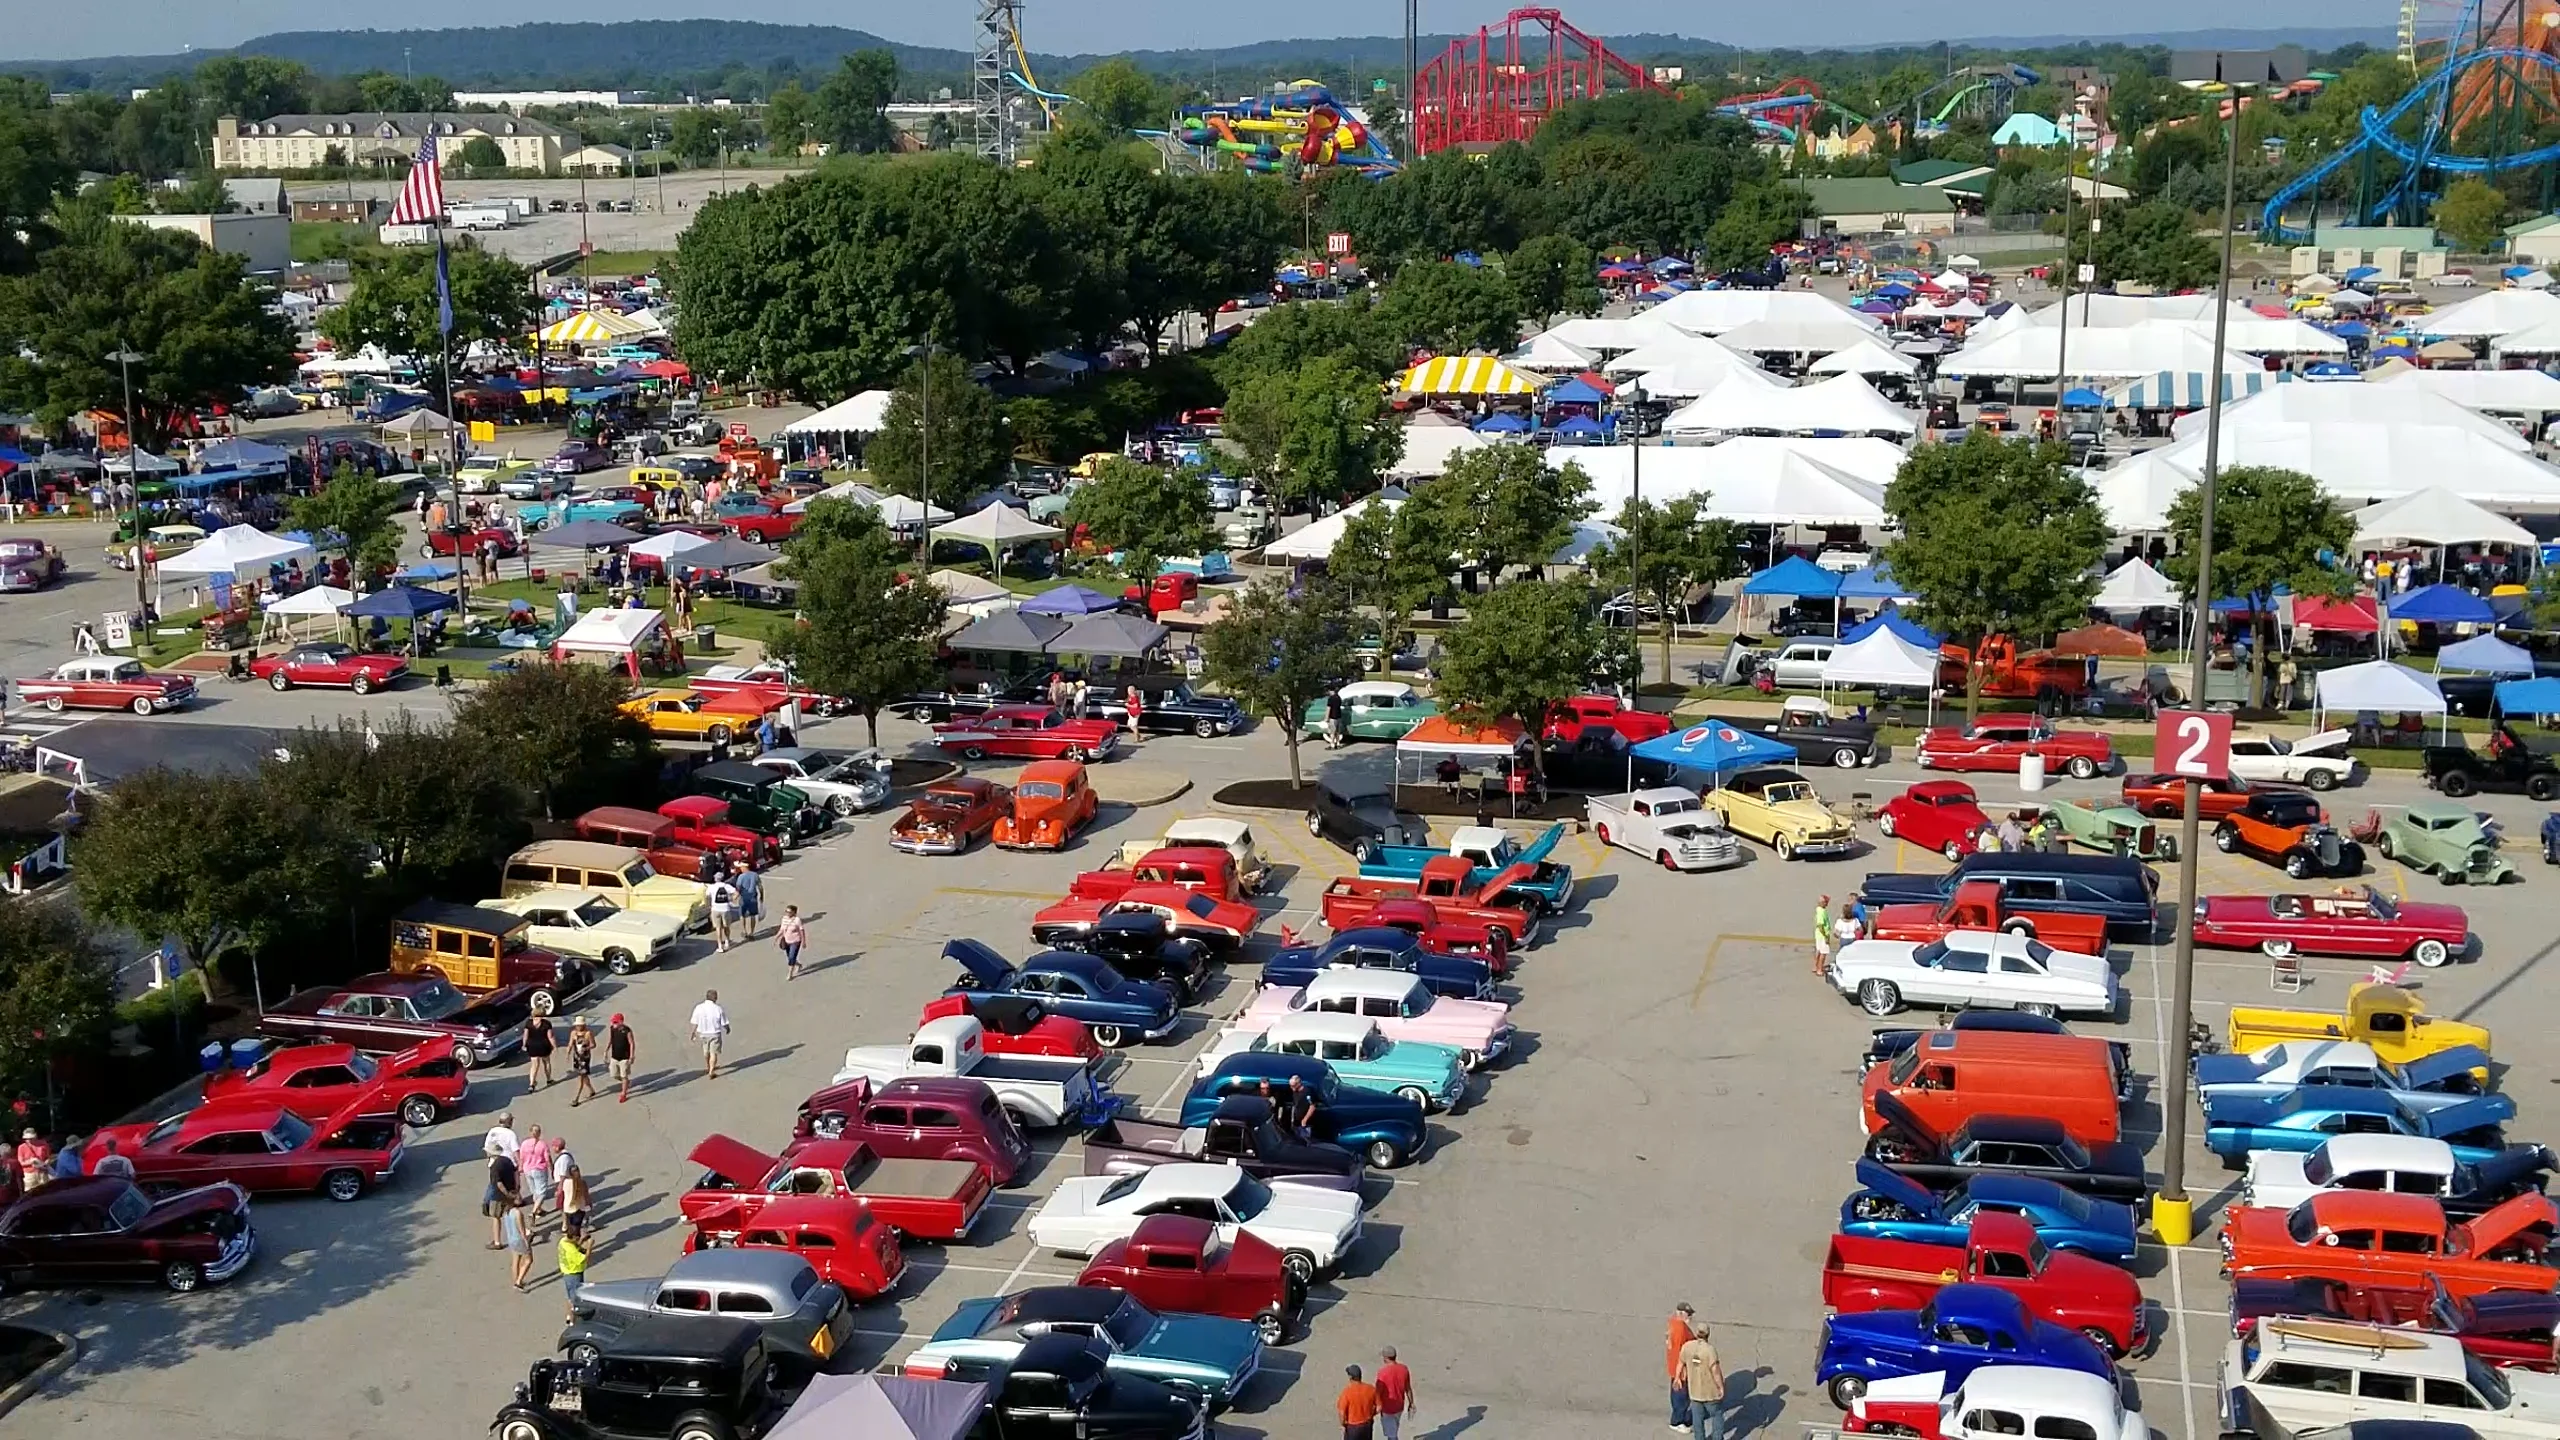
[2420,288,2560,339]
[934,502,1062,578]
[552,607,665,677]
[1264,494,1398,561]
[1660,371,1918,436]
[1622,360,1784,401]
[2170,381,2530,450]
[1537,314,1694,356]
[1501,332,1598,372]
[1645,288,1882,338]
[2091,557,2180,611]
[1944,319,2262,381]
[1809,338,1921,377]
[2313,660,2446,727]
[2349,488,2537,548]
[158,524,316,582]
[783,391,895,435]
[1820,625,1940,689]
[630,529,719,565]
[2372,366,2560,412]
[1389,424,1505,479]
[1555,443,1887,524]
[786,481,953,526]
[1713,314,1888,357]
[2097,426,2560,528]
[1600,335,1763,378]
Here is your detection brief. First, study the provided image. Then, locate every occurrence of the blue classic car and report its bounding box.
[1840,1158,2140,1265]
[1180,1052,1428,1169]
[1260,928,1494,1002]
[904,1287,1262,1412]
[2192,1040,2491,1111]
[1815,1283,2115,1410]
[514,496,650,529]
[2200,1085,2514,1165]
[945,940,1180,1049]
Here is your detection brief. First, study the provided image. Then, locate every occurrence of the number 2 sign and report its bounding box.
[2154,708,2233,781]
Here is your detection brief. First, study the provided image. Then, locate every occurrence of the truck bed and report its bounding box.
[1823,1231,1967,1293]
[970,1054,1098,1086]
[1080,1115,1197,1174]
[2224,1007,2351,1047]
[850,1155,986,1203]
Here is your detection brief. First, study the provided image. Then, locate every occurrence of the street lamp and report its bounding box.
[1619,376,1647,665]
[905,340,938,563]
[105,346,144,526]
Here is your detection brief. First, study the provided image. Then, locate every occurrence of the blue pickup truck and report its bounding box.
[1357,823,1574,915]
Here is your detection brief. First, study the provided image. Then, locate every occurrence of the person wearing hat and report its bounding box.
[606,1014,637,1103]
[13,1129,49,1193]
[566,1016,598,1106]
[1666,1302,1698,1429]
[1336,1363,1380,1440]
[1678,1318,1728,1440]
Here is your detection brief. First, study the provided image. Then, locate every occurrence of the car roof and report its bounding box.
[9,1176,144,1214]
[876,1076,998,1107]
[695,760,776,785]
[1001,1286,1126,1328]
[1326,928,1420,952]
[1026,949,1110,977]
[1954,851,2147,878]
[1163,818,1249,845]
[2404,800,2477,822]
[603,1313,767,1365]
[664,1246,821,1289]
[1205,1050,1328,1084]
[1302,969,1421,1000]
[2314,1133,2457,1175]
[1902,780,1979,802]
[1336,681,1417,702]
[1268,1011,1377,1045]
[155,1102,293,1139]
[2304,1190,2452,1228]
[2252,1317,2466,1377]
[1953,1366,2122,1416]
[1123,1162,1245,1201]
[580,805,671,831]
[396,899,523,932]
[1729,766,1806,787]
[502,888,608,910]
[1016,759,1084,783]
[926,777,1003,800]
[1955,1115,2071,1147]
[1127,1212,1216,1250]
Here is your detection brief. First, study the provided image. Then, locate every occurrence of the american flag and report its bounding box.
[386,131,445,226]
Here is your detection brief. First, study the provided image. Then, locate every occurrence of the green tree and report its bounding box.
[815,50,899,155]
[868,352,1008,512]
[669,108,724,166]
[321,242,538,361]
[1200,575,1360,788]
[1506,233,1601,327]
[264,716,528,888]
[1591,496,1744,689]
[0,904,116,1126]
[1882,433,2108,720]
[1213,300,1400,388]
[193,56,314,122]
[1327,500,1443,665]
[1064,58,1165,135]
[765,82,816,157]
[1701,181,1811,270]
[772,500,950,746]
[2162,466,2353,702]
[156,171,232,215]
[1064,458,1216,574]
[289,464,409,581]
[1037,140,1217,357]
[1370,259,1524,356]
[1396,444,1595,582]
[457,136,508,175]
[2087,200,2219,291]
[450,661,657,821]
[0,79,76,272]
[1222,354,1402,509]
[2434,178,2510,253]
[1433,578,1604,776]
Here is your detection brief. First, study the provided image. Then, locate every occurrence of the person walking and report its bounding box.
[776,903,807,980]
[733,864,762,942]
[1124,684,1143,738]
[708,875,740,951]
[517,1125,555,1228]
[557,1217,592,1322]
[1070,677,1088,718]
[1325,690,1347,749]
[566,1017,598,1106]
[1374,1347,1415,1440]
[481,1112,520,1247]
[1336,1364,1381,1440]
[690,989,730,1080]
[1811,896,1833,979]
[557,1155,593,1236]
[1666,1302,1697,1430]
[607,1013,637,1102]
[522,1011,557,1093]
[503,1183,533,1290]
[485,1131,523,1252]
[1678,1320,1728,1440]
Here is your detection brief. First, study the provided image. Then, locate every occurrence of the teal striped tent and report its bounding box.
[2103,368,2294,409]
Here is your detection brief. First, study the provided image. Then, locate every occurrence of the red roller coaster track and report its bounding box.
[1413,7,1663,155]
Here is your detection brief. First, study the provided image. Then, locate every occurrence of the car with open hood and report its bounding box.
[750,746,891,816]
[2196,1040,2493,1109]
[945,941,1180,1050]
[2203,1085,2514,1166]
[2221,1190,2560,1298]
[680,1194,905,1302]
[200,1036,467,1129]
[2229,1272,2560,1372]
[679,1132,993,1243]
[2243,1135,2554,1219]
[889,776,1012,856]
[0,1176,255,1295]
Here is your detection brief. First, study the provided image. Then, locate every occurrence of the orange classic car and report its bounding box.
[889,777,1012,856]
[991,760,1097,851]
[2221,1190,2559,1299]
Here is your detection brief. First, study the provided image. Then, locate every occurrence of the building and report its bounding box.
[454,90,646,112]
[221,176,285,215]
[117,213,290,273]
[212,113,569,174]
[2067,176,2132,202]
[292,197,378,224]
[1810,124,1880,162]
[1793,178,1957,236]
[1992,113,2067,148]
[1891,159,1995,191]
[2507,215,2560,264]
[561,144,633,176]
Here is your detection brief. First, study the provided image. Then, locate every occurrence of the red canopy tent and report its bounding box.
[2294,595,2379,633]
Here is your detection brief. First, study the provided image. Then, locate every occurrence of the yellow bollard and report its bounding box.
[2153,1194,2195,1246]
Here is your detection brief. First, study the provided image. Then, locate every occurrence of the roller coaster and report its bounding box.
[1412,6,1660,153]
[2262,0,2560,242]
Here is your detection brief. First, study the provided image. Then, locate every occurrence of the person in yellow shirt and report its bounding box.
[557,1219,592,1323]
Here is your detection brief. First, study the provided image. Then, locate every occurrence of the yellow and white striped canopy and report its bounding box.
[534,310,650,346]
[1397,355,1541,396]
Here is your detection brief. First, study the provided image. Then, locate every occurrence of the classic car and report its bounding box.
[109,524,204,569]
[946,941,1181,1049]
[496,469,567,502]
[1815,1283,2115,1409]
[1026,910,1214,1002]
[651,796,781,869]
[1348,896,1514,971]
[1866,879,2111,956]
[2216,1317,2560,1439]
[420,522,521,559]
[2219,1191,2560,1298]
[16,657,196,715]
[1074,674,1250,739]
[541,439,616,474]
[1225,969,1512,1071]
[2196,1041,2493,1109]
[555,1250,858,1378]
[1071,847,1248,907]
[748,747,890,817]
[259,972,531,1069]
[1877,781,1993,861]
[2046,796,2179,860]
[688,760,833,845]
[0,1175,254,1295]
[619,689,766,746]
[482,890,683,976]
[993,760,1098,851]
[692,661,855,718]
[1180,1052,1427,1170]
[682,1195,905,1301]
[679,1133,993,1243]
[498,1319,786,1440]
[1701,766,1858,859]
[0,538,65,591]
[2423,725,2560,800]
[1829,928,2118,1020]
[1077,1214,1303,1346]
[1026,1161,1365,1283]
[2227,729,2357,790]
[789,1074,1034,1187]
[890,777,1013,855]
[902,1286,1263,1412]
[893,677,1051,724]
[1862,1094,2147,1203]
[2216,790,2366,879]
[2193,888,2470,967]
[1541,694,1673,748]
[933,705,1121,763]
[455,454,535,494]
[504,839,712,931]
[1843,1367,2144,1440]
[2377,801,2519,886]
[2229,1272,2560,1372]
[1305,782,1421,861]
[2202,1086,2513,1165]
[1759,695,1884,769]
[920,1333,1211,1440]
[2121,771,2273,821]
[1361,824,1574,915]
[1861,1011,2134,1103]
[1191,1012,1466,1113]
[917,994,1104,1062]
[1110,818,1270,895]
[1824,1215,2146,1358]
[1297,681,1441,741]
[2244,1135,2555,1219]
[387,899,592,1015]
[1035,889,1258,967]
[2228,983,2494,1072]
[1916,719,2113,780]
[831,1015,1120,1131]
[1861,1028,2126,1148]
[1859,854,2162,942]
[1840,1158,2140,1265]
[531,495,649,529]
[1081,1097,1366,1190]
[83,1095,405,1202]
[1321,860,1540,951]
[1259,927,1497,1003]
[718,507,796,544]
[201,1037,467,1129]
[1586,789,1743,871]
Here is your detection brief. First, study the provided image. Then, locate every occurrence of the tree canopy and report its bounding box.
[450,662,657,821]
[289,465,409,580]
[1201,576,1359,788]
[1393,445,1594,582]
[866,351,1010,512]
[1064,458,1216,572]
[321,242,538,361]
[772,499,949,746]
[2163,465,2353,696]
[1433,578,1606,772]
[1222,354,1401,509]
[1592,496,1744,688]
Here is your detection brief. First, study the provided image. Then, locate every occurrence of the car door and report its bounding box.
[1917,942,1992,1007]
[284,1062,363,1115]
[180,1128,281,1189]
[1988,942,2049,1009]
[3,1204,110,1285]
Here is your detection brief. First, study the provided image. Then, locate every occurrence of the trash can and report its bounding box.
[694,624,717,649]
[2019,751,2048,793]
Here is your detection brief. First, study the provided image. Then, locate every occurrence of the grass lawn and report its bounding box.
[290,221,378,264]
[571,250,673,278]
[466,578,796,653]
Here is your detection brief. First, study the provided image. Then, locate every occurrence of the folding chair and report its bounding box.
[2269,948,2306,993]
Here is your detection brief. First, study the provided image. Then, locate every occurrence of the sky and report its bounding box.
[8,0,2390,64]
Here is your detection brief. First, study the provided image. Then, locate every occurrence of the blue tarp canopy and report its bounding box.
[344,583,458,619]
[2343,265,2381,280]
[2387,584,2496,625]
[1855,298,1899,315]
[1630,718,1798,774]
[2436,633,2536,675]
[1842,607,1941,647]
[1018,584,1121,616]
[2212,584,2288,615]
[393,558,458,581]
[2060,387,2107,408]
[1550,415,1607,441]
[1835,564,1911,600]
[1649,256,1694,273]
[1473,412,1532,434]
[168,464,286,491]
[2495,677,2560,713]
[1544,377,1609,405]
[2323,322,2372,340]
[0,447,32,465]
[1741,555,1841,598]
[1872,282,1914,298]
[195,437,291,470]
[2302,360,2360,378]
[2504,265,2539,279]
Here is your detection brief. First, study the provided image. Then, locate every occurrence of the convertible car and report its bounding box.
[1916,719,2112,780]
[1839,1158,2139,1264]
[2191,887,2468,968]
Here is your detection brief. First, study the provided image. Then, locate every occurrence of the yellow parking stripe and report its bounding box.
[1691,933,1802,1010]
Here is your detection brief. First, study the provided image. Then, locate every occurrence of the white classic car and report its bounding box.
[1828,929,2118,1019]
[2224,729,2356,791]
[2239,1132,2556,1213]
[482,890,681,974]
[1026,1162,1362,1283]
[1851,1367,2143,1440]
[1584,788,1743,872]
[2222,1319,2560,1440]
[2193,1039,2487,1113]
[1223,970,1510,1071]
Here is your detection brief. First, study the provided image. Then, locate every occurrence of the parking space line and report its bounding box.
[1691,934,1798,1009]
[2143,935,2202,1440]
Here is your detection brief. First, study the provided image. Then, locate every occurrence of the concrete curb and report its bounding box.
[1093,769,1192,808]
[0,1327,78,1420]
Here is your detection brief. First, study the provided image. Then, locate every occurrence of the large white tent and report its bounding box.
[157,524,316,581]
[1536,315,1693,355]
[2090,448,2201,532]
[552,606,665,676]
[2349,488,2538,548]
[2373,366,2560,412]
[1713,314,1888,358]
[2205,316,2351,356]
[2170,380,2530,450]
[1389,424,1506,479]
[1548,518,1625,566]
[2091,557,2181,610]
[1263,494,1398,560]
[2314,660,2446,719]
[783,390,895,435]
[1501,332,1598,372]
[785,481,954,526]
[1944,319,2263,381]
[1820,625,1940,688]
[2100,424,2560,524]
[1555,443,1887,524]
[1660,371,1918,436]
[2419,288,2560,339]
[935,502,1062,578]
[1600,335,1762,378]
[2484,316,2560,356]
[1646,288,1882,338]
[1623,360,1786,401]
[1810,338,1921,377]
[2015,294,2242,328]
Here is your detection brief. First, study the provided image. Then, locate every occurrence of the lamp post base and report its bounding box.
[2152,1194,2196,1245]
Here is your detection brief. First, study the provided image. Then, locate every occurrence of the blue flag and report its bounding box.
[434,240,454,338]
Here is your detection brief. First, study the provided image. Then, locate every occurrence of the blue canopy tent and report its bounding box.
[2435,633,2536,675]
[2495,677,2560,714]
[2504,265,2540,280]
[1836,564,1912,601]
[2301,360,2360,379]
[1855,298,1899,315]
[1472,412,1533,434]
[344,583,458,620]
[2322,321,2372,340]
[1649,256,1694,274]
[1872,282,1914,298]
[2342,265,2382,282]
[1019,584,1121,616]
[1631,718,1798,786]
[2059,387,2107,409]
[0,447,35,466]
[195,437,291,471]
[1549,415,1608,444]
[1842,607,1941,648]
[2386,584,2496,625]
[1741,555,1841,597]
[1544,377,1610,406]
[392,558,458,582]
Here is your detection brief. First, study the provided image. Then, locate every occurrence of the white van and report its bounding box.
[2222,1317,2560,1438]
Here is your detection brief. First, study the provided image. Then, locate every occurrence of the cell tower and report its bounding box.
[974,0,1023,163]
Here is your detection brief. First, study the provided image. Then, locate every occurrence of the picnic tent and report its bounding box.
[927,569,1014,618]
[1629,718,1798,775]
[785,481,953,527]
[101,450,181,475]
[1394,715,1531,793]
[529,520,643,550]
[782,390,895,435]
[1661,371,1917,436]
[1836,564,1912,601]
[1052,611,1168,661]
[2350,488,2537,548]
[550,606,664,676]
[2313,659,2446,724]
[947,608,1071,655]
[157,524,315,581]
[1502,332,1598,372]
[1389,421,1499,479]
[1742,555,1843,598]
[629,529,719,565]
[2495,677,2560,713]
[2092,557,2181,610]
[195,437,294,469]
[1019,585,1122,617]
[1809,338,1921,377]
[377,408,457,438]
[2385,584,2497,626]
[663,535,780,573]
[534,310,650,347]
[1554,438,1898,520]
[934,502,1062,578]
[1842,607,1940,647]
[1397,356,1541,396]
[1263,495,1399,561]
[1820,625,1940,690]
[2435,633,2537,675]
[263,584,356,637]
[344,584,457,620]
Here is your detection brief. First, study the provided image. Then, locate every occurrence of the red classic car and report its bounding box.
[720,508,798,544]
[790,1075,1034,1186]
[249,642,410,694]
[1822,1213,2144,1358]
[682,1194,905,1301]
[83,1096,407,1203]
[2121,771,2265,821]
[1916,718,2114,779]
[15,657,196,715]
[657,796,782,869]
[0,1176,255,1295]
[1076,1213,1302,1345]
[1067,848,1246,906]
[421,524,521,559]
[1356,896,1512,973]
[2192,886,2469,967]
[1543,694,1674,747]
[573,806,717,882]
[1032,884,1260,957]
[889,778,1012,856]
[918,994,1104,1063]
[202,1037,468,1129]
[2231,1272,2560,1371]
[933,706,1121,763]
[692,661,853,716]
[1876,780,1991,861]
[2221,1191,2560,1299]
[681,1134,994,1242]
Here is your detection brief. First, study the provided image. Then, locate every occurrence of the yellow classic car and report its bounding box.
[2227,982,2492,1072]
[1700,765,1856,859]
[619,689,769,746]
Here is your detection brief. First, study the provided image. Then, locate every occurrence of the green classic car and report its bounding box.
[1210,1012,1467,1112]
[2377,800,2517,885]
[1299,680,1441,742]
[2048,797,2178,860]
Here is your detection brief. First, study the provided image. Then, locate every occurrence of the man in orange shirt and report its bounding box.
[1666,1301,1697,1430]
[1337,1362,1380,1440]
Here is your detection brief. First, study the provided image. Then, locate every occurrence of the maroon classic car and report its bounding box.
[0,538,65,592]
[202,1038,468,1129]
[14,657,196,715]
[2232,1273,2560,1371]
[2191,887,2470,967]
[1916,718,2114,779]
[790,1075,1032,1187]
[249,642,409,694]
[421,523,521,559]
[0,1176,255,1294]
[257,973,533,1071]
[1075,1214,1302,1345]
[83,1096,406,1203]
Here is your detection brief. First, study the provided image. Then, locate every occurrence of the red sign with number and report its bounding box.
[2154,709,2233,780]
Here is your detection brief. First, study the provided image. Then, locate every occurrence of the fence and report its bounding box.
[3,833,67,895]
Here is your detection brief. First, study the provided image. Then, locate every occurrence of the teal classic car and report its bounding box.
[903,1285,1262,1411]
[514,496,650,529]
[1200,1011,1467,1112]
[2377,800,2518,885]
[1298,680,1440,742]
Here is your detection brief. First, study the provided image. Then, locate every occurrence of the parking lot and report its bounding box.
[2,714,2555,1440]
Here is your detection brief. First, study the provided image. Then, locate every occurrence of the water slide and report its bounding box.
[1175,81,1399,176]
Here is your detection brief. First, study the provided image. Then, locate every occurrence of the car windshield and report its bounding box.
[1101,1298,1156,1350]
[2366,892,2398,921]
[1912,941,1951,969]
[106,1185,152,1229]
[1223,1172,1277,1221]
[267,1113,313,1150]
[1888,1046,1924,1086]
[2467,1351,2511,1409]
[2285,1203,2325,1245]
[573,899,621,925]
[1097,1173,1145,1207]
[2303,1147,2335,1186]
[1018,783,1065,800]
[409,979,470,1019]
[1346,793,1392,812]
[1765,782,1812,804]
[1182,894,1220,919]
[346,1054,378,1082]
[2042,1186,2093,1222]
[797,752,843,777]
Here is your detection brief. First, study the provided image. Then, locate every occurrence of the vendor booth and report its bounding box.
[550,606,668,678]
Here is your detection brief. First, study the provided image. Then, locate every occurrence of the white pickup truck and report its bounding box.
[1585,788,1743,872]
[832,1015,1117,1129]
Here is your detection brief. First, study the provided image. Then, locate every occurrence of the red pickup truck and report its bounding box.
[1543,694,1673,747]
[789,1075,1033,1187]
[681,1133,995,1242]
[1821,1212,2144,1357]
[1868,880,2110,957]
[1354,897,1512,975]
[1320,857,1540,951]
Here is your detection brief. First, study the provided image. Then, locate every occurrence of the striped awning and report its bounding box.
[2102,368,2293,410]
[1398,355,1541,396]
[534,310,650,346]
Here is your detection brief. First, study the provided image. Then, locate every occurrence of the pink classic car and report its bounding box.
[1229,968,1513,1070]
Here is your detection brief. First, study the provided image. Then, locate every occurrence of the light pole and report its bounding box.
[1620,376,1647,676]
[106,346,145,535]
[905,341,938,563]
